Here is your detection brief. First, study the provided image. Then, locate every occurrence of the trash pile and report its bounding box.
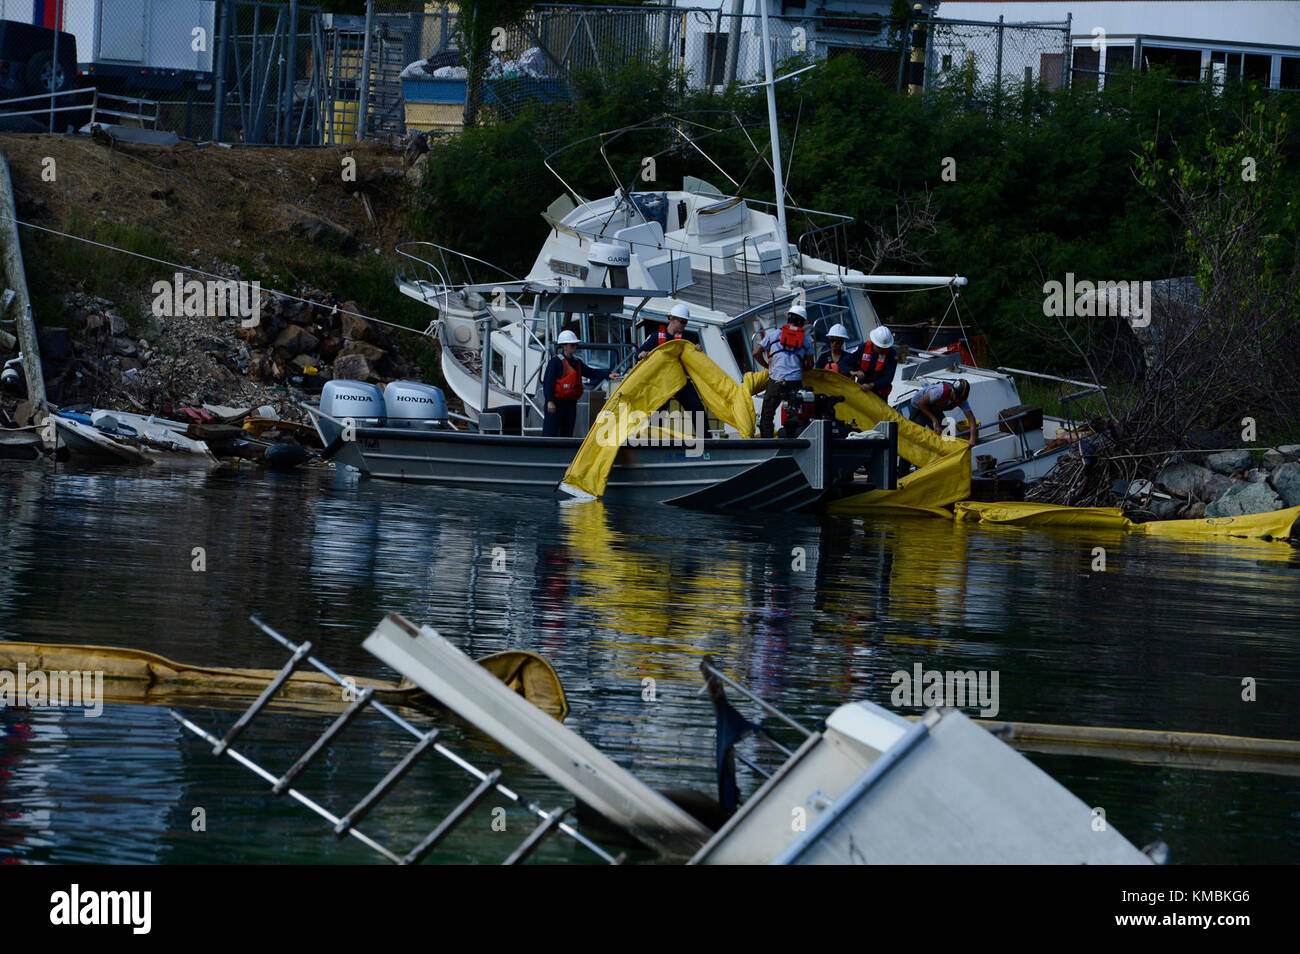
[2,276,425,469]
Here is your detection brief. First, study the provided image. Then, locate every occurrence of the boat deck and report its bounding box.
[675,266,787,317]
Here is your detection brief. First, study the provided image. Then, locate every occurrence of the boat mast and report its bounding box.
[757,0,792,281]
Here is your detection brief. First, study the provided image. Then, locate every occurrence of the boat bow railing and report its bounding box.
[396,241,529,316]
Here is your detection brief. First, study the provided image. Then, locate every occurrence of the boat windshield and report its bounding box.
[576,312,638,373]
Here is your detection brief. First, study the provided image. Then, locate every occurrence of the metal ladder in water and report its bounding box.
[170,616,621,865]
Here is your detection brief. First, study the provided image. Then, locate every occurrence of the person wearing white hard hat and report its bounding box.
[815,322,858,376]
[855,325,898,400]
[753,303,813,439]
[541,329,620,437]
[634,302,706,414]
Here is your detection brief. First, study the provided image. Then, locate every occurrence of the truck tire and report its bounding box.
[25,51,67,95]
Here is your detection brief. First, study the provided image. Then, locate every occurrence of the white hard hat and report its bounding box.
[870,326,895,349]
[670,302,690,320]
[828,323,850,340]
[556,330,579,345]
[788,304,808,320]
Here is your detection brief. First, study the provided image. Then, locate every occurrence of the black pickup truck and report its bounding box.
[0,19,77,96]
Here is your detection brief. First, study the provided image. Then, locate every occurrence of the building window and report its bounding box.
[1072,46,1100,89]
[705,33,728,86]
[1141,46,1202,81]
[1040,52,1064,91]
[1105,46,1134,74]
[1243,53,1271,84]
[1281,57,1300,90]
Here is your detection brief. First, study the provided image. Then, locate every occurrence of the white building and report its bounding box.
[935,1,1300,89]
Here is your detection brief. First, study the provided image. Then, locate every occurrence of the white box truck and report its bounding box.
[0,0,214,92]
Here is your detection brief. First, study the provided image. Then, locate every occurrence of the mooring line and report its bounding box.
[0,213,426,337]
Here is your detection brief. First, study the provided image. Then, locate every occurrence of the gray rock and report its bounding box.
[108,336,138,357]
[406,152,429,188]
[1205,449,1252,475]
[1155,462,1234,502]
[273,324,320,357]
[1263,448,1286,468]
[333,354,380,382]
[1277,445,1300,462]
[1147,497,1185,519]
[272,205,352,247]
[1206,480,1285,517]
[1272,462,1300,508]
[1246,468,1270,483]
[108,314,129,336]
[1182,501,1206,519]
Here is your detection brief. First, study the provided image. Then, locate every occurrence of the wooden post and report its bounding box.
[0,152,48,436]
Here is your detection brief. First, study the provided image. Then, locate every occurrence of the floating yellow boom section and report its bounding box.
[0,641,568,721]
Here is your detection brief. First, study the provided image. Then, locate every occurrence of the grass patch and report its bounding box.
[24,214,174,328]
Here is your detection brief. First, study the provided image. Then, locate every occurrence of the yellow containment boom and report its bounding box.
[0,641,568,721]
[956,500,1300,541]
[780,369,971,513]
[562,339,757,498]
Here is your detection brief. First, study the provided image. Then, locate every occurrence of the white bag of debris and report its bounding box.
[518,47,547,78]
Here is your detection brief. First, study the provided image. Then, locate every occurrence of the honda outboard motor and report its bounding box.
[320,380,386,424]
[383,381,448,429]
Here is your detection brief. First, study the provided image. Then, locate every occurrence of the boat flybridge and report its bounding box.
[394,167,1088,485]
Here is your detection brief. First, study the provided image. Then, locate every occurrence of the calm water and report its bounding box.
[1,461,1297,864]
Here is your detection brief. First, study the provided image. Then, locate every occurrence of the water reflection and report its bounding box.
[0,461,1297,864]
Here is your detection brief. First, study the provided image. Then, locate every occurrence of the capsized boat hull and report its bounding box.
[307,407,894,511]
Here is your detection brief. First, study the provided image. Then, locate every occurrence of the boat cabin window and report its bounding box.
[572,312,637,373]
[725,313,767,373]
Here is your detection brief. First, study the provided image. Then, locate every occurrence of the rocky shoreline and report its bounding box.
[3,279,421,429]
[1145,448,1300,519]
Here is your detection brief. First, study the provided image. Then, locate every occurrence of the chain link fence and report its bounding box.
[4,3,1292,145]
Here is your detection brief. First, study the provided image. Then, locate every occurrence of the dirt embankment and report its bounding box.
[0,133,434,422]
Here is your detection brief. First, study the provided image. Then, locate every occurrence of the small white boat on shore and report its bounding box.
[50,409,216,465]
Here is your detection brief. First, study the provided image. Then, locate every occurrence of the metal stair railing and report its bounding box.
[171,615,622,865]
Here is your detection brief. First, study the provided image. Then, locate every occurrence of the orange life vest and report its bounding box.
[655,327,683,346]
[554,357,583,400]
[778,324,805,350]
[931,382,960,410]
[861,345,894,398]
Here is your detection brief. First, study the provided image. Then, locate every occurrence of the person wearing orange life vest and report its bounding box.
[752,304,814,438]
[634,302,706,415]
[541,330,619,437]
[854,325,898,399]
[815,323,859,376]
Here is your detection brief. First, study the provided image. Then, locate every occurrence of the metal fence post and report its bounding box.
[283,0,299,143]
[1063,13,1072,89]
[213,0,230,142]
[48,0,61,133]
[897,15,910,93]
[994,14,1004,104]
[725,0,742,84]
[358,0,375,139]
